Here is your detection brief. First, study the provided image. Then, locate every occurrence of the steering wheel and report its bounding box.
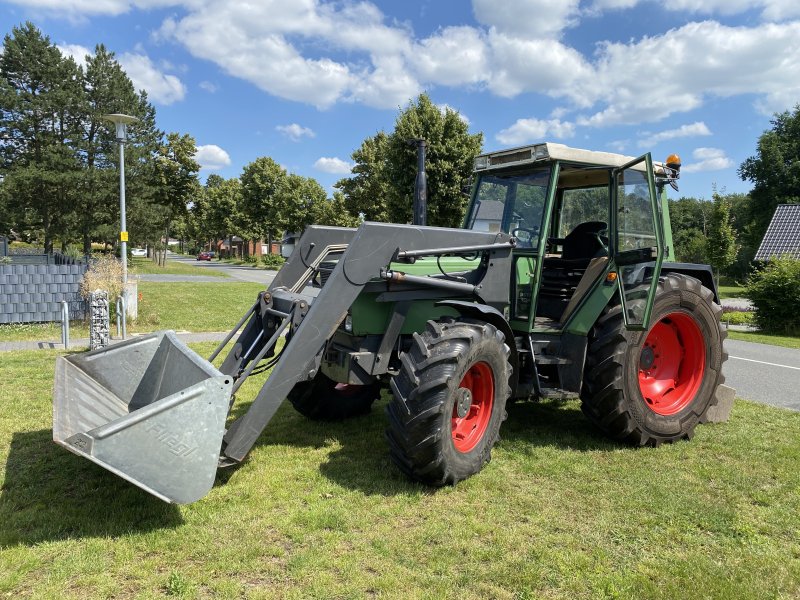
[511,226,539,247]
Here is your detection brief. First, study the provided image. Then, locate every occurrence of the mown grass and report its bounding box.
[718,284,748,300]
[1,343,799,599]
[130,281,265,334]
[0,281,265,343]
[727,329,800,349]
[129,257,229,277]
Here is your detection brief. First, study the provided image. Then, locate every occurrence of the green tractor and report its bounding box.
[53,143,729,503]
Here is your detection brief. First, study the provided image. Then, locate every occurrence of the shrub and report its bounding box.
[261,253,285,269]
[746,256,800,334]
[721,309,755,326]
[79,255,124,300]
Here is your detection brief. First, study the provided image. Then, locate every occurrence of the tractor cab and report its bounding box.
[469,143,677,336]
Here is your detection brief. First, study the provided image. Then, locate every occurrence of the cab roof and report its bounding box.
[474,142,667,173]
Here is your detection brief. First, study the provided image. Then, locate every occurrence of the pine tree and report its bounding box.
[0,22,84,252]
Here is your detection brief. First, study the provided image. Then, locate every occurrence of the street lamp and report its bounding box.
[103,113,138,330]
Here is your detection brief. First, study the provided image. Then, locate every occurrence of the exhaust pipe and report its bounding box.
[409,139,427,226]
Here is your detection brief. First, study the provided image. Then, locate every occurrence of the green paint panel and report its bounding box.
[390,256,480,276]
[349,292,461,336]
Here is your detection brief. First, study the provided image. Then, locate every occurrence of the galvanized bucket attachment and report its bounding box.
[53,331,232,504]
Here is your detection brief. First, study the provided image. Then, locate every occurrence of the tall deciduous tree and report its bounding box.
[147,132,200,264]
[334,131,390,222]
[195,175,243,252]
[707,188,739,286]
[739,105,800,248]
[384,94,482,227]
[312,191,360,228]
[240,156,286,250]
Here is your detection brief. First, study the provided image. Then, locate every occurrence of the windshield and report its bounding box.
[465,168,550,248]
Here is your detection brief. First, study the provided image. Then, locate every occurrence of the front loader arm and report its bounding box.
[220,222,514,464]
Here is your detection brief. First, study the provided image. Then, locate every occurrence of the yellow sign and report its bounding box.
[120,231,129,242]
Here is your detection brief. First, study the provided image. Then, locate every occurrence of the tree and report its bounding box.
[77,44,152,254]
[706,188,739,286]
[0,22,84,253]
[148,132,200,264]
[334,131,390,222]
[384,94,482,227]
[240,156,287,251]
[739,105,800,248]
[193,176,242,254]
[336,95,481,227]
[312,191,360,228]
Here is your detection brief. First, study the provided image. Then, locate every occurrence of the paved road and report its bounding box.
[167,253,278,285]
[723,337,800,411]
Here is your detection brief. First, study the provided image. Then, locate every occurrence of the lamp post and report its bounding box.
[103,113,138,331]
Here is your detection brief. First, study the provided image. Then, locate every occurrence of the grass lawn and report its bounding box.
[727,329,800,349]
[1,342,799,599]
[718,284,747,300]
[129,257,229,277]
[130,281,265,333]
[0,281,265,343]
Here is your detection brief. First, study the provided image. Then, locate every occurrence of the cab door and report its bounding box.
[611,154,663,330]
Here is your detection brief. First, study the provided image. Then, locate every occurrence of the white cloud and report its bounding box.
[194,144,231,170]
[607,140,630,152]
[6,0,179,16]
[485,32,593,99]
[437,104,470,126]
[198,80,218,93]
[496,118,575,145]
[682,147,734,173]
[410,26,488,86]
[638,122,712,147]
[314,157,352,174]
[589,0,800,20]
[57,43,92,67]
[118,52,186,105]
[576,21,800,126]
[30,1,800,127]
[473,0,581,39]
[276,123,316,142]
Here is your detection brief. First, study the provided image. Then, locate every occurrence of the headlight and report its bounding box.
[473,155,490,170]
[532,144,549,160]
[344,314,353,332]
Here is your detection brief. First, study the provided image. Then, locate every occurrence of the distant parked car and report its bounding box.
[131,248,147,257]
[197,251,213,261]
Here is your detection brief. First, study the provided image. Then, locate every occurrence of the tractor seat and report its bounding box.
[538,221,608,322]
[560,221,608,261]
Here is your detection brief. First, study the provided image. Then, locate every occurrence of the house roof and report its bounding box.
[473,199,504,221]
[754,204,800,261]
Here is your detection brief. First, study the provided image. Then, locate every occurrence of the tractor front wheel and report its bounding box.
[387,319,511,486]
[288,373,380,421]
[581,273,727,445]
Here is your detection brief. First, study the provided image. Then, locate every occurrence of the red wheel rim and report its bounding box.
[451,361,494,453]
[638,312,706,415]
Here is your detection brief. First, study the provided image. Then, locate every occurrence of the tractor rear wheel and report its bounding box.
[387,319,511,486]
[288,373,380,421]
[580,273,727,446]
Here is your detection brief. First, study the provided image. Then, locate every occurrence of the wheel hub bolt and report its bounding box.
[456,388,472,418]
[640,346,655,370]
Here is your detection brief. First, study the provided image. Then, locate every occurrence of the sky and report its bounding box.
[2,0,799,201]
